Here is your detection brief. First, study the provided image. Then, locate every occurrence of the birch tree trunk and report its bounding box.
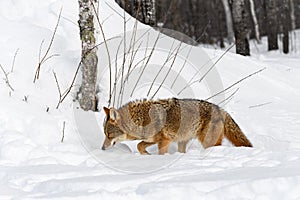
[221,0,234,44]
[232,0,250,56]
[249,0,261,43]
[78,0,98,111]
[265,0,279,51]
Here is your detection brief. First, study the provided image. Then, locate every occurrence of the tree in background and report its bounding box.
[264,0,279,51]
[249,0,261,43]
[210,0,226,48]
[78,0,98,111]
[221,0,234,44]
[115,0,300,54]
[281,0,291,54]
[142,0,156,26]
[115,0,156,26]
[231,0,251,56]
[289,0,296,31]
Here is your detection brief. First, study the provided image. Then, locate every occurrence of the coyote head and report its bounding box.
[102,107,127,150]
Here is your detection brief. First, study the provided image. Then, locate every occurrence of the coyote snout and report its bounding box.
[101,137,115,150]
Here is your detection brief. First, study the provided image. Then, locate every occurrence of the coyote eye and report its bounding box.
[108,132,114,139]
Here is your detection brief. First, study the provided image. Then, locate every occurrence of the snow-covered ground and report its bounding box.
[1,0,300,199]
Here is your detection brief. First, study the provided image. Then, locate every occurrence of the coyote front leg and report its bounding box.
[158,138,171,155]
[178,141,189,153]
[137,141,156,155]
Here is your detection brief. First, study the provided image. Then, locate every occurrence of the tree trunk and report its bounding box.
[282,0,291,54]
[78,0,98,111]
[231,0,250,56]
[265,0,279,51]
[289,0,296,30]
[142,0,156,26]
[116,0,156,26]
[221,0,234,44]
[289,0,296,52]
[213,0,225,48]
[249,0,261,43]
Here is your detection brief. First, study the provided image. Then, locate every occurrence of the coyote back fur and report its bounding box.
[102,98,252,155]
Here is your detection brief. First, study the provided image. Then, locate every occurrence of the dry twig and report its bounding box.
[206,67,266,101]
[33,8,62,83]
[0,64,14,92]
[90,0,112,105]
[11,48,19,73]
[53,71,63,109]
[249,102,272,109]
[178,44,235,95]
[217,88,240,106]
[151,42,182,99]
[61,121,66,143]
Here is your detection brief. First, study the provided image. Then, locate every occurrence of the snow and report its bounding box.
[1,0,300,199]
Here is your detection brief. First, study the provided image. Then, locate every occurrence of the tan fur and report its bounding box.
[102,98,252,154]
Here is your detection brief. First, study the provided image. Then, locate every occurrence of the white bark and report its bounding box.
[78,0,98,111]
[249,0,261,43]
[221,0,234,44]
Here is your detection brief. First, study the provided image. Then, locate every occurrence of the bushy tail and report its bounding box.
[224,112,252,147]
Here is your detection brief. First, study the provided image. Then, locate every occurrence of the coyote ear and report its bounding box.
[103,107,110,116]
[109,108,119,121]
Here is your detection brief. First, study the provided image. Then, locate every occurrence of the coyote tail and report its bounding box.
[224,112,253,147]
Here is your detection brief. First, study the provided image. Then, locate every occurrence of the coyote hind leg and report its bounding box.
[198,120,224,149]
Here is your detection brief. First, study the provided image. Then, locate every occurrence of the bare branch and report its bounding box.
[61,121,66,143]
[118,7,128,107]
[147,39,176,97]
[33,7,62,83]
[105,2,124,19]
[249,102,272,109]
[90,0,112,106]
[118,41,143,103]
[130,31,161,97]
[217,88,240,106]
[41,54,60,64]
[111,38,124,107]
[54,36,119,109]
[53,71,61,97]
[0,64,14,92]
[53,71,63,109]
[177,44,235,95]
[206,67,266,101]
[11,48,19,73]
[59,60,82,106]
[171,46,192,89]
[102,14,113,25]
[38,40,45,63]
[151,42,182,99]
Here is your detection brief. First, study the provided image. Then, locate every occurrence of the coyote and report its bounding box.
[102,98,252,155]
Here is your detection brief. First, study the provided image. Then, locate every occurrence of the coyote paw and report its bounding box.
[140,151,151,155]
